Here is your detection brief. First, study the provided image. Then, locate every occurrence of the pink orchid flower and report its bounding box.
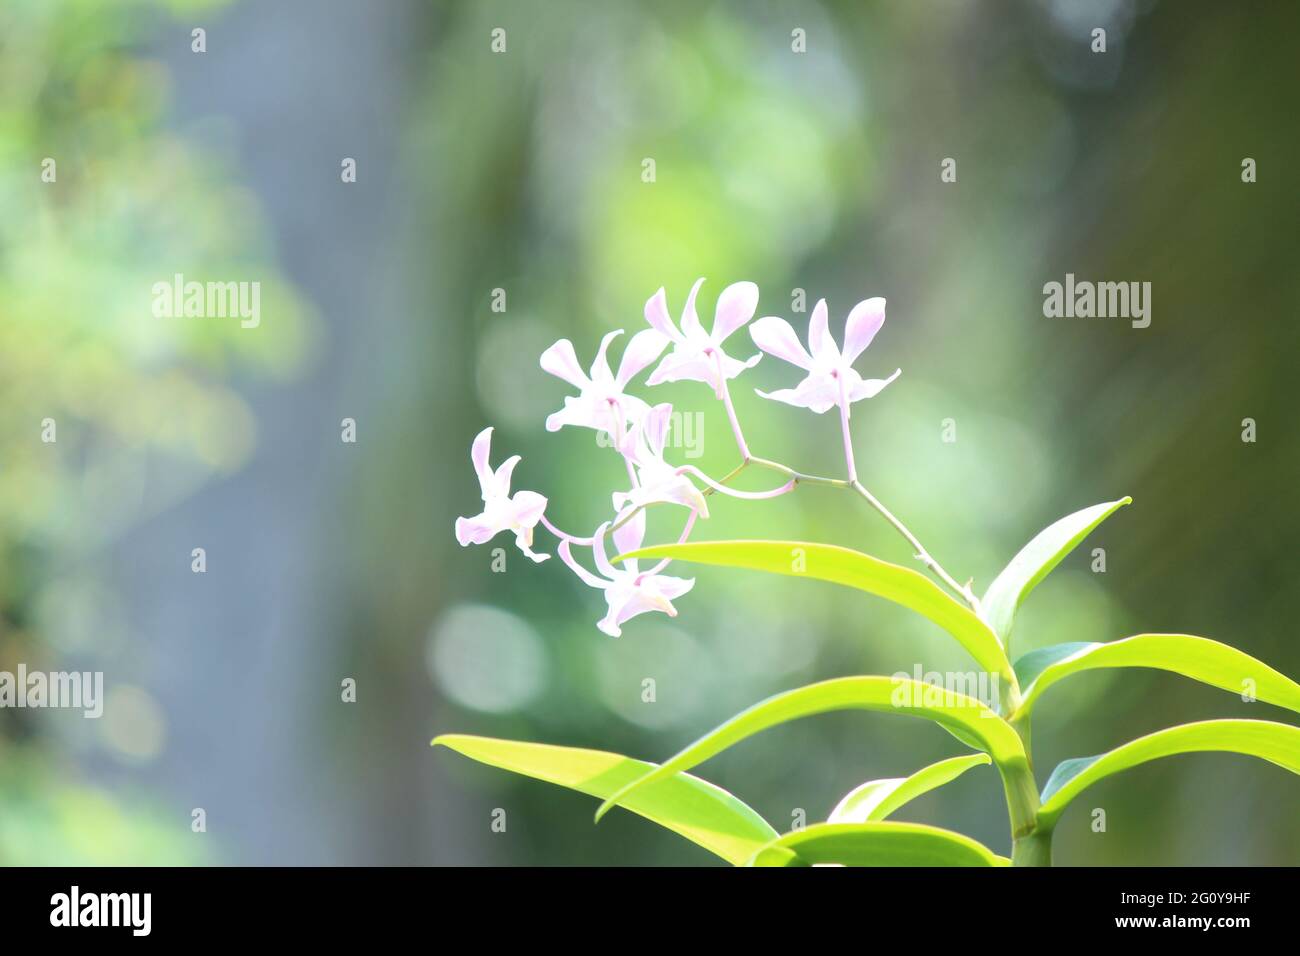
[540,328,668,436]
[454,427,550,563]
[612,403,709,518]
[557,519,695,637]
[749,297,901,415]
[644,279,762,394]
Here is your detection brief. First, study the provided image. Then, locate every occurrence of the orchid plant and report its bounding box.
[436,280,1300,867]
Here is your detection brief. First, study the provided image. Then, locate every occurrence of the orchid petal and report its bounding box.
[592,523,619,579]
[606,588,675,634]
[540,339,589,389]
[454,512,497,546]
[644,403,673,460]
[590,329,624,382]
[711,281,760,343]
[756,374,840,414]
[557,540,609,590]
[679,278,706,337]
[514,530,551,563]
[645,349,715,388]
[808,299,838,362]
[644,288,681,341]
[492,454,521,498]
[654,574,695,601]
[616,328,670,386]
[843,297,887,365]
[509,490,547,529]
[749,316,814,370]
[545,397,586,433]
[470,427,495,498]
[612,508,646,557]
[848,368,902,402]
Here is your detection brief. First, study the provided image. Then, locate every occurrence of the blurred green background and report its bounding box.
[1,0,1296,864]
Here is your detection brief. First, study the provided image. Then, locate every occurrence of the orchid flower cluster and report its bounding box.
[442,282,1300,870]
[455,279,909,637]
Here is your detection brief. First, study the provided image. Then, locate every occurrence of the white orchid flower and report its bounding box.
[749,297,901,416]
[454,427,550,562]
[557,519,694,637]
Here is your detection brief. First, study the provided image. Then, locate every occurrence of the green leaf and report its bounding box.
[432,734,778,865]
[1037,719,1300,830]
[1014,633,1300,719]
[617,540,1011,681]
[594,676,1028,822]
[828,753,992,824]
[981,497,1131,648]
[746,821,1009,867]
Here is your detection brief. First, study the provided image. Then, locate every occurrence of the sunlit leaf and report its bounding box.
[617,540,1011,680]
[747,821,1009,867]
[1037,719,1300,830]
[432,734,778,865]
[1014,633,1300,719]
[828,753,992,824]
[594,676,1028,822]
[981,498,1131,649]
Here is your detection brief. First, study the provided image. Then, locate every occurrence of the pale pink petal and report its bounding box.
[646,349,715,388]
[756,374,840,414]
[508,490,547,529]
[642,403,673,459]
[848,367,902,402]
[644,288,681,341]
[615,328,669,386]
[842,297,887,366]
[808,299,838,362]
[649,574,695,601]
[515,530,550,563]
[711,281,760,343]
[455,512,497,546]
[540,339,589,389]
[606,585,682,634]
[596,606,624,637]
[611,508,646,558]
[491,454,521,498]
[721,350,763,379]
[589,329,624,382]
[545,396,587,433]
[679,278,706,337]
[663,474,709,516]
[470,427,495,498]
[591,523,619,579]
[558,540,609,590]
[749,316,814,370]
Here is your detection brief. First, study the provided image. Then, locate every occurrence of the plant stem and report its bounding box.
[850,480,980,609]
[747,456,849,488]
[1006,712,1051,866]
[1011,828,1053,867]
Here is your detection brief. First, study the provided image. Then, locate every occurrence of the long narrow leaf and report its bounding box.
[594,676,1027,822]
[1037,719,1300,830]
[829,753,992,824]
[981,497,1131,648]
[1014,633,1300,719]
[617,539,1012,680]
[432,734,778,865]
[747,821,1009,867]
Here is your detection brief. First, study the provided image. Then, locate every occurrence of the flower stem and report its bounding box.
[837,375,857,483]
[850,480,981,610]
